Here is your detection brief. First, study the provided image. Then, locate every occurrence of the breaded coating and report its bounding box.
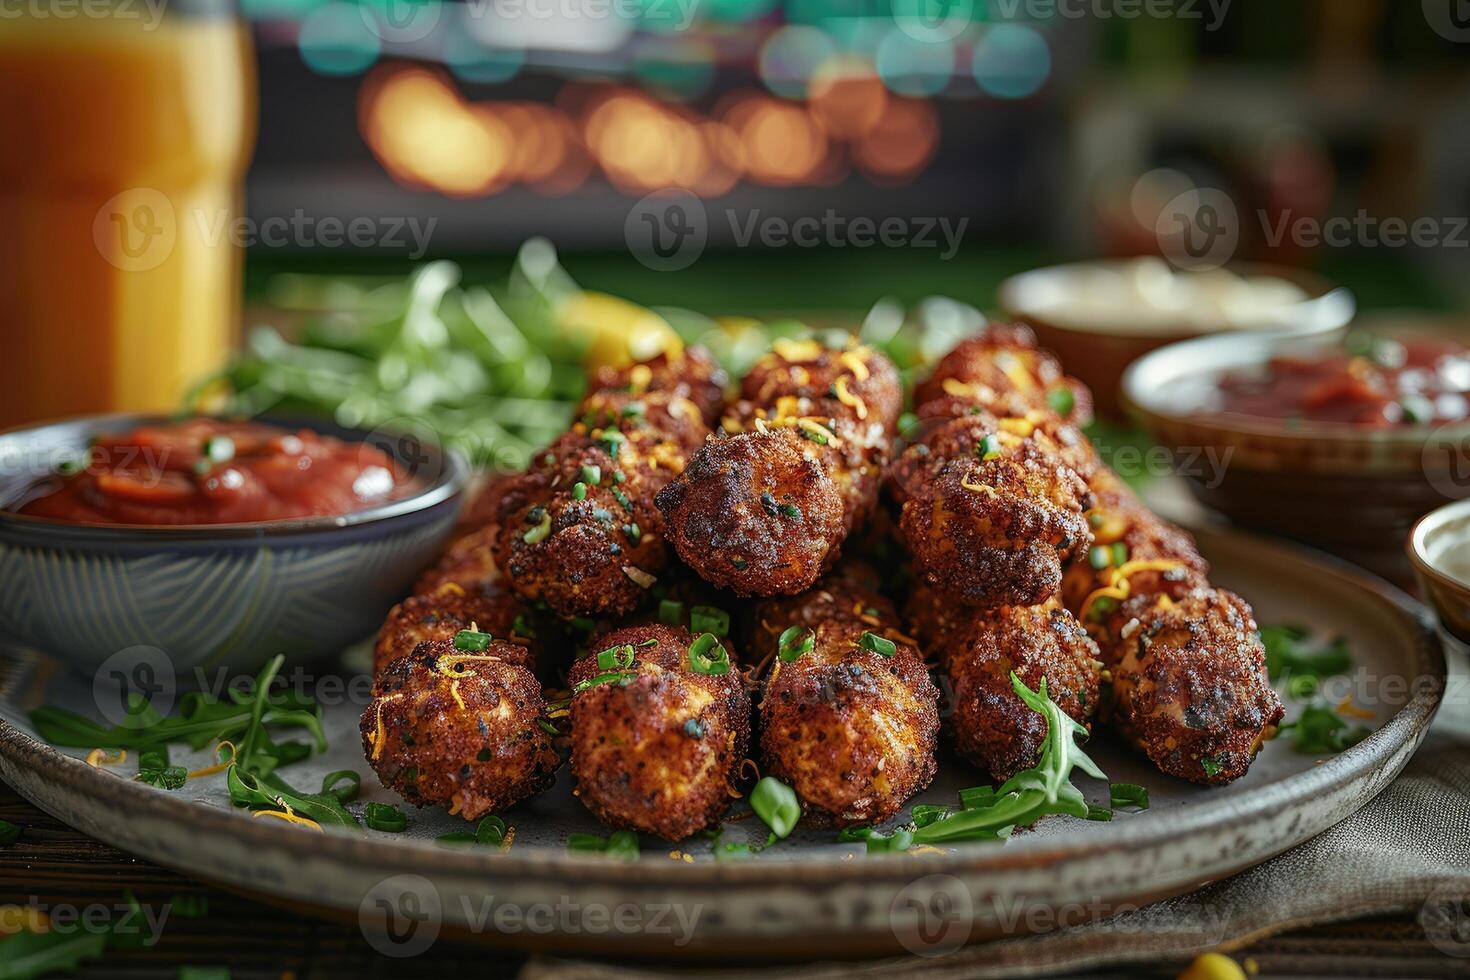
[362,638,559,820]
[658,339,901,596]
[759,617,939,827]
[898,434,1090,608]
[575,389,711,456]
[746,561,892,667]
[1101,589,1284,785]
[415,522,499,594]
[373,580,538,678]
[913,591,1101,782]
[568,624,750,840]
[590,345,728,427]
[912,324,1090,424]
[1061,468,1210,615]
[655,428,846,596]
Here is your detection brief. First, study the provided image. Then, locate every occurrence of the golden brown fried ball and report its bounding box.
[362,638,559,820]
[740,339,903,433]
[415,523,499,594]
[495,433,669,618]
[898,435,1090,608]
[373,581,538,678]
[746,562,894,668]
[1061,469,1210,617]
[1101,589,1283,785]
[575,389,711,456]
[590,345,728,427]
[656,428,846,596]
[913,325,1089,424]
[927,598,1101,782]
[759,619,939,827]
[568,624,750,840]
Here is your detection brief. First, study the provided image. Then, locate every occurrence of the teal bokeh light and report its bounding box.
[971,23,1051,99]
[297,1,381,76]
[444,32,524,84]
[759,25,838,98]
[875,29,953,96]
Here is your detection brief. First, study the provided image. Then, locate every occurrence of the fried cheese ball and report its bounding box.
[492,352,715,619]
[898,431,1090,608]
[373,580,539,678]
[657,339,901,596]
[362,637,558,820]
[1061,468,1210,615]
[906,586,1101,782]
[590,345,728,427]
[568,624,750,840]
[752,567,939,826]
[415,522,499,594]
[1099,589,1284,785]
[912,323,1091,424]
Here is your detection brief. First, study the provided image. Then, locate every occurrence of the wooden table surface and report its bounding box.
[2,781,1463,979]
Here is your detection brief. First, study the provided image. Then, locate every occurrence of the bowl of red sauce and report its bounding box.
[0,414,467,677]
[1122,325,1470,584]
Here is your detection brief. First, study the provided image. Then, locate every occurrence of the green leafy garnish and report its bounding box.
[522,509,552,544]
[1109,783,1149,810]
[1260,625,1353,683]
[690,605,730,637]
[573,670,638,694]
[858,632,896,657]
[453,629,492,652]
[595,644,636,670]
[777,625,815,663]
[751,776,800,840]
[567,830,639,860]
[365,802,408,833]
[1201,756,1223,777]
[1278,704,1372,754]
[687,633,729,675]
[1046,385,1075,417]
[977,434,1003,461]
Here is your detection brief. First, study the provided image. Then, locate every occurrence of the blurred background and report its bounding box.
[4,0,1468,445]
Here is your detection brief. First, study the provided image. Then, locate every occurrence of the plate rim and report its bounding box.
[0,526,1447,888]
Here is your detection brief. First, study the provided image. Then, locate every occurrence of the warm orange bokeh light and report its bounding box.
[853,96,939,181]
[361,66,512,197]
[807,58,887,140]
[721,93,828,187]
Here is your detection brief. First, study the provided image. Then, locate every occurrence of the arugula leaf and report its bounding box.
[1278,704,1372,754]
[1260,626,1353,683]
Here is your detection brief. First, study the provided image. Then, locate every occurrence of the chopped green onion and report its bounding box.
[858,631,896,657]
[574,670,638,694]
[1201,756,1223,777]
[897,413,921,439]
[658,599,686,626]
[623,522,641,543]
[1047,385,1076,417]
[321,770,361,804]
[777,625,815,663]
[435,832,478,848]
[910,804,954,828]
[365,802,407,833]
[476,815,508,845]
[778,503,801,519]
[750,776,800,840]
[1087,596,1119,621]
[612,487,633,511]
[613,470,626,483]
[568,830,639,860]
[511,614,537,639]
[798,427,828,446]
[690,606,730,637]
[835,826,871,843]
[977,434,1003,461]
[454,629,492,652]
[572,482,587,500]
[201,435,235,467]
[958,785,997,809]
[595,644,636,670]
[1086,805,1113,821]
[687,633,729,675]
[523,510,552,544]
[580,464,602,486]
[622,401,645,418]
[1088,546,1113,570]
[683,718,706,739]
[1108,783,1150,810]
[1111,541,1129,567]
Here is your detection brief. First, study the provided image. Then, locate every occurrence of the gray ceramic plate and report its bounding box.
[0,527,1444,959]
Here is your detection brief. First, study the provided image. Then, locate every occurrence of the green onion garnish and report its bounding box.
[612,487,632,511]
[977,434,1003,461]
[778,503,801,519]
[1201,756,1223,777]
[1086,805,1113,821]
[1108,783,1150,810]
[858,631,896,657]
[865,828,914,853]
[476,815,508,845]
[454,629,492,652]
[658,599,686,626]
[523,509,552,544]
[687,632,729,675]
[623,522,641,543]
[572,481,587,500]
[1088,546,1113,570]
[622,401,645,418]
[365,802,407,832]
[201,435,235,466]
[690,605,729,637]
[750,776,800,840]
[1111,542,1129,566]
[777,625,815,663]
[580,464,602,485]
[1047,386,1075,417]
[574,670,638,694]
[595,643,635,670]
[567,829,639,860]
[798,427,828,446]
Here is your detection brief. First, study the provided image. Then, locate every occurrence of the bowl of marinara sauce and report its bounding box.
[0,415,467,677]
[1122,325,1470,586]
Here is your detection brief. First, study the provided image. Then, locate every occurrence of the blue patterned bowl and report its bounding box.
[0,414,467,680]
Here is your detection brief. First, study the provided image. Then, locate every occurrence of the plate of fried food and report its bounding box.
[0,323,1445,958]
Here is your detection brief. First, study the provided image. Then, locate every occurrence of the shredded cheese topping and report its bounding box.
[833,376,868,420]
[772,338,824,362]
[1078,559,1188,622]
[628,363,652,393]
[960,476,997,496]
[839,350,870,381]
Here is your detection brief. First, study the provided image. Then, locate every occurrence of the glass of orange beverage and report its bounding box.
[0,1,256,428]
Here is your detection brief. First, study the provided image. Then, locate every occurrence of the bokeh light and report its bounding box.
[759,26,838,99]
[633,39,718,102]
[443,32,524,84]
[971,24,1051,99]
[297,2,381,76]
[361,66,512,196]
[853,96,938,181]
[722,93,829,187]
[807,57,888,140]
[875,30,954,97]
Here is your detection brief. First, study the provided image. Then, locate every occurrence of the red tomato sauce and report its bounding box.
[1213,336,1470,428]
[19,419,419,526]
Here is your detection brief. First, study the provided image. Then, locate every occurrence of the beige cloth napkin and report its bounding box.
[526,661,1470,979]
